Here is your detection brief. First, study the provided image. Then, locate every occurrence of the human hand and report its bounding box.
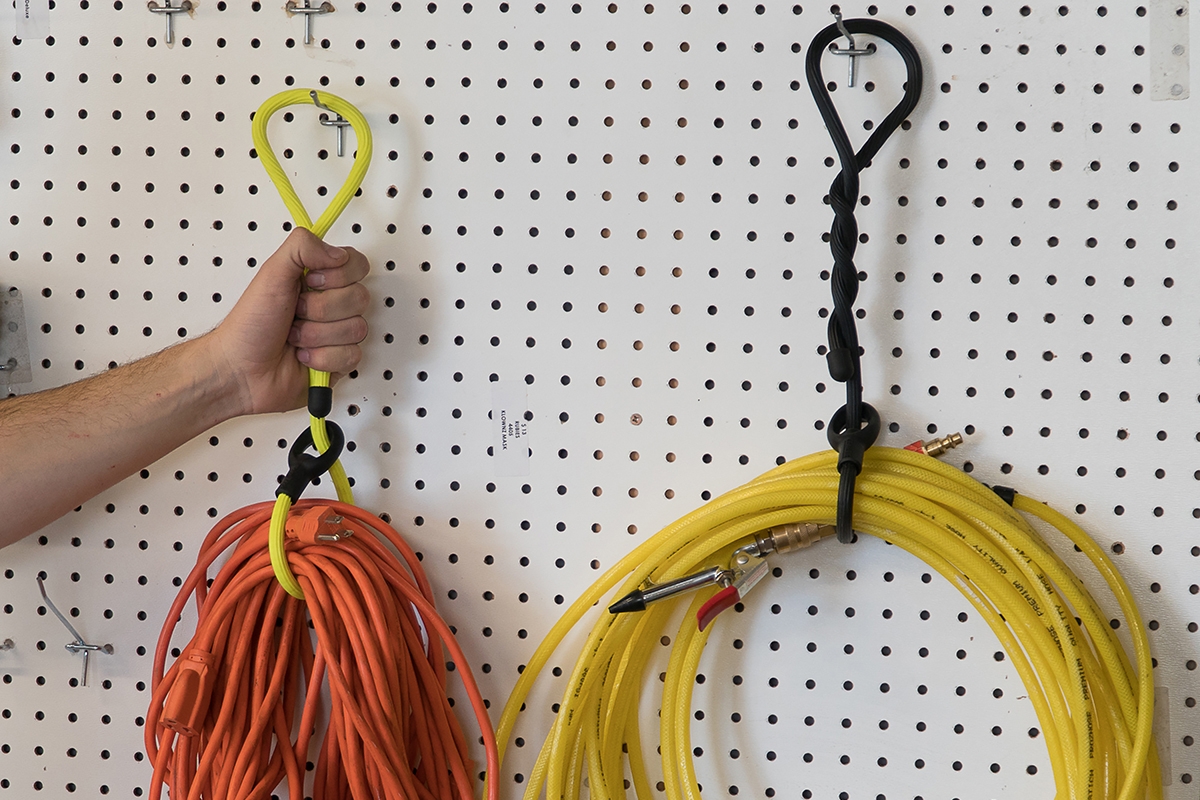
[209,228,370,416]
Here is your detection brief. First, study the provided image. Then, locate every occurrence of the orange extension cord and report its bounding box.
[146,499,499,800]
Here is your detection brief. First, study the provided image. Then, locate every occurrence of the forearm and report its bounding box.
[0,230,370,544]
[0,334,245,544]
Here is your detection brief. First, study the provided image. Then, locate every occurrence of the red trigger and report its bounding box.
[697,586,740,632]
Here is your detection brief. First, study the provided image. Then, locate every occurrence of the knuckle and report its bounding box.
[350,282,371,311]
[314,345,359,374]
[287,227,314,248]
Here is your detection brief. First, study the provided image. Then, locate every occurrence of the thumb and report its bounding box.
[288,227,348,276]
[254,228,347,292]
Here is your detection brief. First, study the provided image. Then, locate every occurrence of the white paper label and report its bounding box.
[491,381,530,476]
[15,0,49,40]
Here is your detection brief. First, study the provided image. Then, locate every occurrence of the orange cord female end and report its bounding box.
[159,648,215,738]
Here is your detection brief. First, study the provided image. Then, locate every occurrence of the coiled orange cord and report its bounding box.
[146,499,499,800]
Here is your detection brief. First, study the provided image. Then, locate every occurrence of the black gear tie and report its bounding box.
[806,18,923,543]
[275,421,345,502]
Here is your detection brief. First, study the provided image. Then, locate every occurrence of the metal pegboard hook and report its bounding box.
[286,0,335,46]
[146,0,193,46]
[36,575,113,687]
[310,90,351,157]
[829,11,876,88]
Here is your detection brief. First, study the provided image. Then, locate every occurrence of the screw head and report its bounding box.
[630,413,643,426]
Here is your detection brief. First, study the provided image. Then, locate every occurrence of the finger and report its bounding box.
[297,343,363,375]
[289,317,369,350]
[302,246,369,290]
[295,283,370,323]
[288,228,352,274]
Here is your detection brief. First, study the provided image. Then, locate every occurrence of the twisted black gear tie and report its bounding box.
[806,18,923,543]
[275,421,345,502]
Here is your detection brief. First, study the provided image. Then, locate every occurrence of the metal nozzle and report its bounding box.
[922,432,963,457]
[753,522,834,557]
[608,566,727,614]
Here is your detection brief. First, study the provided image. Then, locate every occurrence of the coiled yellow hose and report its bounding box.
[495,446,1162,800]
[251,89,373,598]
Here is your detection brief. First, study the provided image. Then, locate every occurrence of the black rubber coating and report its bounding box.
[307,386,333,419]
[991,485,1018,507]
[827,403,883,543]
[275,421,345,501]
[807,18,922,544]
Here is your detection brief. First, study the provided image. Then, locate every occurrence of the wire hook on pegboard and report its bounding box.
[145,0,193,46]
[310,90,352,157]
[37,575,112,687]
[285,0,335,46]
[829,11,876,88]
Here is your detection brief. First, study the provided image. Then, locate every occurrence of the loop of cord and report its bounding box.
[147,500,500,800]
[806,19,923,543]
[495,447,1162,800]
[251,88,373,596]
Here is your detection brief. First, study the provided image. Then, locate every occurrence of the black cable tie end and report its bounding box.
[275,472,305,502]
[990,485,1018,506]
[836,441,867,476]
[827,404,881,545]
[826,348,855,382]
[308,386,333,419]
[827,403,881,473]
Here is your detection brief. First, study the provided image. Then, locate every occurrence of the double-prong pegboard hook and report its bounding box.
[146,0,193,46]
[37,575,113,687]
[829,11,875,87]
[311,90,351,156]
[286,0,335,46]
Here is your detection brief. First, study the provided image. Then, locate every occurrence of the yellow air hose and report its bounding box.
[495,445,1163,800]
[250,88,372,598]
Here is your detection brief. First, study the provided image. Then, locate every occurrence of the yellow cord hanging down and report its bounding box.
[494,445,1163,800]
[251,89,373,598]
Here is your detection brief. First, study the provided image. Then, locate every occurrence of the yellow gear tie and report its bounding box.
[251,89,373,599]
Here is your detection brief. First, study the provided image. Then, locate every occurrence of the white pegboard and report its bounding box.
[0,1,1196,797]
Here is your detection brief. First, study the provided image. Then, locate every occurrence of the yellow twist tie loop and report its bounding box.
[252,88,372,599]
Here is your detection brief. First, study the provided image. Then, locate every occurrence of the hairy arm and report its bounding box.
[0,338,242,542]
[0,229,370,544]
